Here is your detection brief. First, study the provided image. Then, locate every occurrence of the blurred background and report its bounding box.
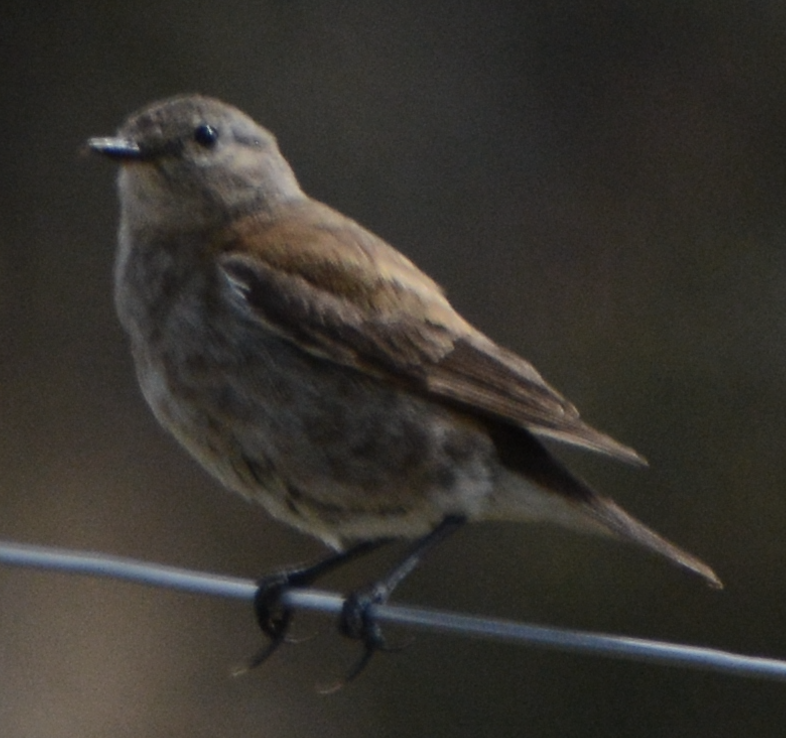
[2,1,786,735]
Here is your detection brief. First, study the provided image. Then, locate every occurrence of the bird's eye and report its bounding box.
[193,124,219,148]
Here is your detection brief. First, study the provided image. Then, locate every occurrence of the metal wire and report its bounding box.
[1,540,784,682]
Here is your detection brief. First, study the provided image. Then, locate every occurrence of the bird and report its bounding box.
[88,94,720,682]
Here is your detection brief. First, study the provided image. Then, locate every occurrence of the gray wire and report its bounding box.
[1,540,784,682]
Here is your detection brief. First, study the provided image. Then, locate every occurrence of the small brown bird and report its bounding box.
[89,95,719,678]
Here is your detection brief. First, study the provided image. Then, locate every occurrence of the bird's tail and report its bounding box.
[582,492,721,587]
[485,426,722,588]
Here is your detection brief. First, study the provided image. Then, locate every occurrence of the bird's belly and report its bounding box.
[132,329,496,547]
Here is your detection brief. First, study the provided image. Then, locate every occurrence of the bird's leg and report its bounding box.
[243,540,387,671]
[334,515,466,687]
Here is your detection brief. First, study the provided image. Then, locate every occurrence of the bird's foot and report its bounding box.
[318,583,411,693]
[236,542,388,676]
[233,569,313,674]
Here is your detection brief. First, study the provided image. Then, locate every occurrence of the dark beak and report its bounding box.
[87,136,144,161]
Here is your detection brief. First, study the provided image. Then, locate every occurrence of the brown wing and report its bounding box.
[216,200,645,465]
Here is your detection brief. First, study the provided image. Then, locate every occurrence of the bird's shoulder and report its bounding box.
[218,199,460,325]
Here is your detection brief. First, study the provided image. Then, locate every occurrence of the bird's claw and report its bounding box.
[236,572,304,674]
[253,573,295,640]
[339,588,383,640]
[233,633,288,676]
[320,586,411,691]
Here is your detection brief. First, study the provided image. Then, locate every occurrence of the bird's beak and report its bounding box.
[87,136,144,161]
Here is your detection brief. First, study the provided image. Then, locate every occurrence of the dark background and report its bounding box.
[2,1,786,735]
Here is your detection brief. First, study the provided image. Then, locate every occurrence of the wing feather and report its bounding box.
[216,203,645,465]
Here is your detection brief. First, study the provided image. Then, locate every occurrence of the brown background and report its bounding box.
[2,2,786,736]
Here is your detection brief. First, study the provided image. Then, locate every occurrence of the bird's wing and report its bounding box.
[216,203,645,465]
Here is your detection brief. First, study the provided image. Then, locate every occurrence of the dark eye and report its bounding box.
[193,124,219,148]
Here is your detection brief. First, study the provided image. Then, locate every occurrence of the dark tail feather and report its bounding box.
[489,423,722,588]
[585,494,722,588]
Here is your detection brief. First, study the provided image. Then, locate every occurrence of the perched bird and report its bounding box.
[89,95,720,679]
